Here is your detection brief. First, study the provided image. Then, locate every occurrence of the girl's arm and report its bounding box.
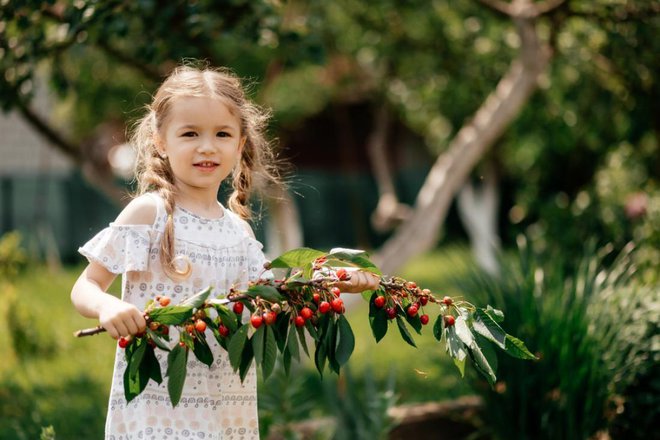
[71,195,157,339]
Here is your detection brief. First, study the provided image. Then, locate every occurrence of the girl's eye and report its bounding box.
[217,131,230,138]
[182,131,197,137]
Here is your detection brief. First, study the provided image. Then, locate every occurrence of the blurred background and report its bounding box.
[0,1,657,439]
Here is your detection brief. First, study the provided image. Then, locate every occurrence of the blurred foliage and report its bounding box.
[0,231,27,282]
[455,237,657,439]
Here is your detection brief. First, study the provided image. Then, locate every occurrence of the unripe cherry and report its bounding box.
[185,324,195,334]
[149,321,160,331]
[420,314,430,325]
[251,314,263,329]
[374,296,386,309]
[195,320,207,332]
[271,303,282,314]
[407,281,417,289]
[158,296,171,307]
[319,301,331,314]
[294,315,306,328]
[233,302,244,314]
[331,298,344,314]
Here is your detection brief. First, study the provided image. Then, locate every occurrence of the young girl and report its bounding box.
[71,65,379,439]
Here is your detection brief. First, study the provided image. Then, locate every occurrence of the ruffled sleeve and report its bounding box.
[78,224,154,274]
[246,237,274,282]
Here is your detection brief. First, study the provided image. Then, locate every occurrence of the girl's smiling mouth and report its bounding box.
[193,161,219,172]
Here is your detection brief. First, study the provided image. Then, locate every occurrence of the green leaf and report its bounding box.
[445,327,467,362]
[271,248,325,269]
[252,326,265,365]
[287,324,300,361]
[166,344,188,407]
[305,318,319,341]
[314,338,327,377]
[475,334,498,375]
[215,304,238,332]
[327,317,340,374]
[432,315,443,341]
[473,309,506,349]
[239,341,254,383]
[405,312,423,335]
[143,344,162,384]
[296,326,310,357]
[453,356,466,377]
[262,326,278,380]
[504,334,537,360]
[146,328,171,351]
[245,285,284,302]
[179,286,212,308]
[454,314,475,347]
[228,325,249,371]
[283,347,292,375]
[485,305,505,323]
[335,315,355,366]
[396,316,416,348]
[128,339,147,378]
[123,358,149,403]
[192,335,214,367]
[148,306,194,325]
[371,309,388,342]
[469,342,497,386]
[274,314,290,353]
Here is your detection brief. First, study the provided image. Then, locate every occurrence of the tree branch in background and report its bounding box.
[367,105,411,232]
[375,10,551,274]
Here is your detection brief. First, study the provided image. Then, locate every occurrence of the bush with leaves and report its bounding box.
[77,247,535,407]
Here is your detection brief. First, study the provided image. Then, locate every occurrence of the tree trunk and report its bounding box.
[374,11,551,274]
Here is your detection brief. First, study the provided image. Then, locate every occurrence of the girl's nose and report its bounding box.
[197,136,215,153]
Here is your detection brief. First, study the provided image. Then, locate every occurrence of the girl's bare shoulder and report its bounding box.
[114,194,159,226]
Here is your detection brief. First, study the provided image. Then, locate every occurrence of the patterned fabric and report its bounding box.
[79,193,271,439]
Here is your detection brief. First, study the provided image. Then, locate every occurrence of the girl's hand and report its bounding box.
[335,269,381,294]
[98,296,147,340]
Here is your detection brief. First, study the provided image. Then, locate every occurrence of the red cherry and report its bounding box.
[294,316,306,327]
[300,307,313,320]
[444,315,455,327]
[251,314,263,329]
[233,302,244,314]
[336,268,348,280]
[420,314,430,325]
[195,320,207,333]
[118,337,130,349]
[263,311,277,325]
[420,296,429,306]
[158,296,171,307]
[331,298,344,314]
[185,324,195,334]
[386,307,397,320]
[407,305,418,317]
[178,341,186,347]
[319,301,331,314]
[218,324,230,337]
[408,282,417,289]
[331,287,341,297]
[442,296,453,306]
[160,325,169,336]
[374,296,386,309]
[312,293,321,303]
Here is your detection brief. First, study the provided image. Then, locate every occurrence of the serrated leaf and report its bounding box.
[179,286,212,308]
[252,326,265,365]
[271,248,325,269]
[166,344,188,407]
[396,316,416,348]
[433,315,443,341]
[215,305,238,332]
[262,326,278,380]
[455,315,475,347]
[192,335,214,367]
[245,285,284,302]
[146,328,171,351]
[445,327,467,362]
[485,305,505,323]
[504,334,537,360]
[335,315,355,366]
[473,309,506,349]
[148,306,194,325]
[287,324,300,361]
[228,325,249,371]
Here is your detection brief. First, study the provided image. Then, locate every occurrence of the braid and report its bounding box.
[228,143,255,220]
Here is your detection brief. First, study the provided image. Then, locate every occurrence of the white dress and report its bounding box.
[79,193,270,440]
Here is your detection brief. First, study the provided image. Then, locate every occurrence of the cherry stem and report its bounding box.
[73,325,106,337]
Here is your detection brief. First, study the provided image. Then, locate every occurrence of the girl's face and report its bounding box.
[159,96,246,198]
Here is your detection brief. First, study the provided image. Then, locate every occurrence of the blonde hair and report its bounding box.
[130,64,282,280]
